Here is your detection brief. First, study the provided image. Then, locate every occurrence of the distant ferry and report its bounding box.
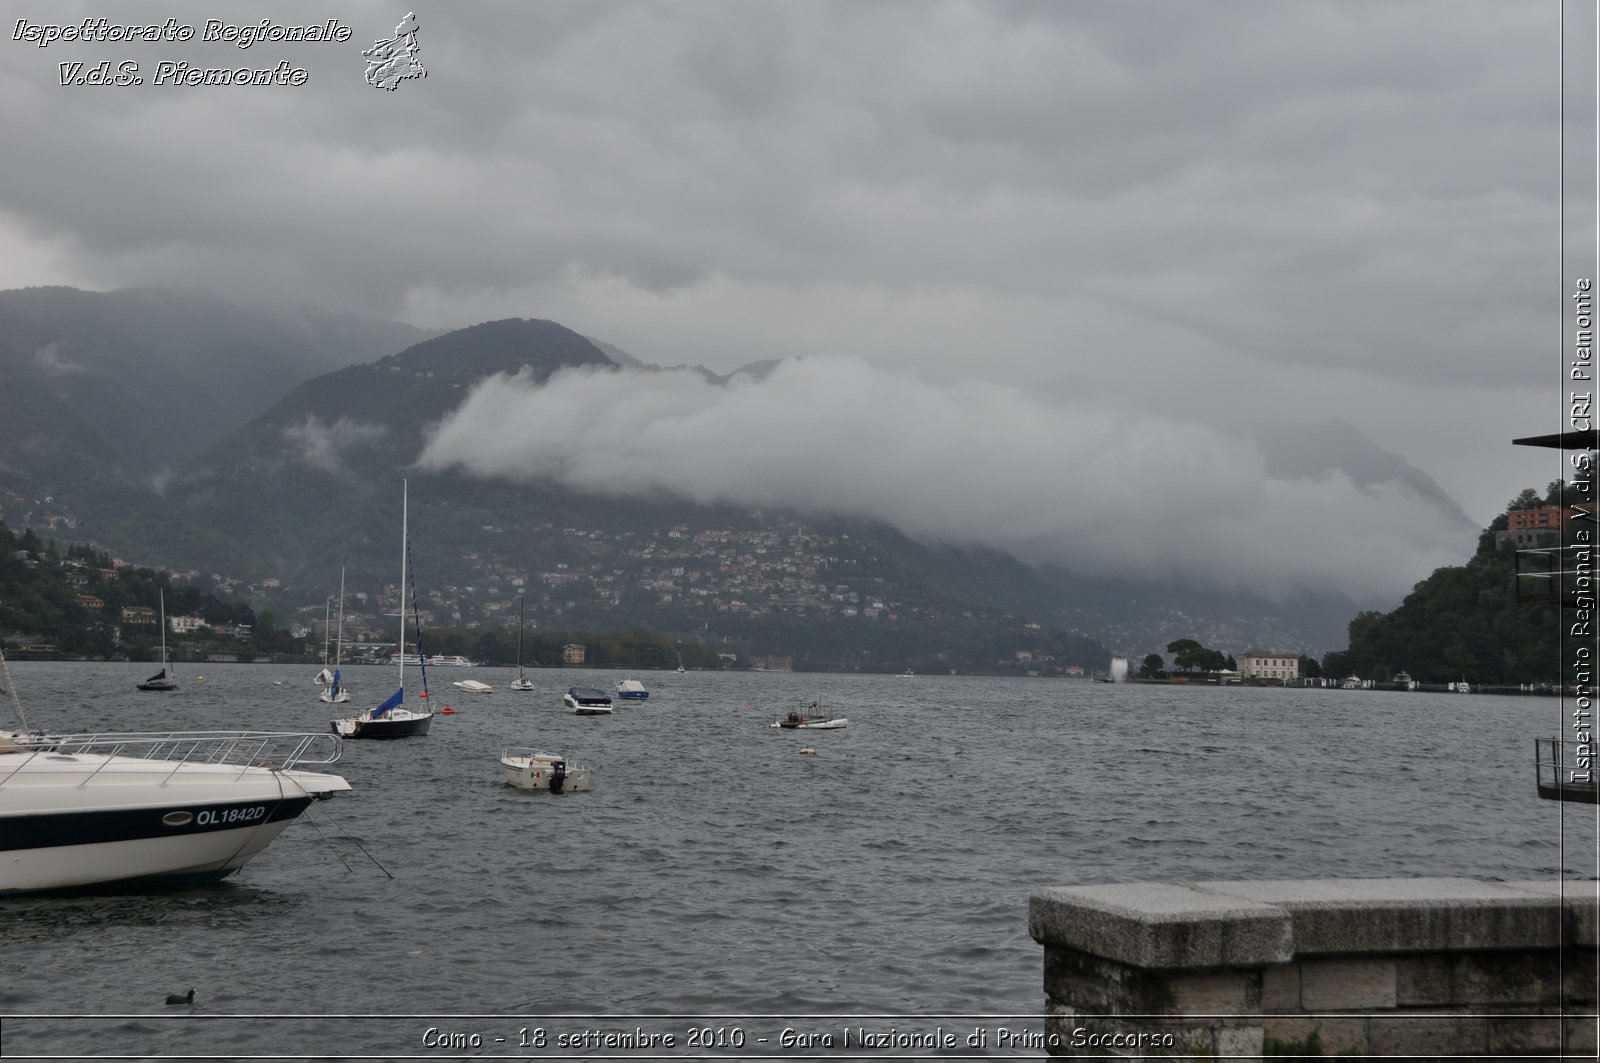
[393,653,476,667]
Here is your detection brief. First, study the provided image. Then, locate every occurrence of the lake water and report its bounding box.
[1,662,1593,1058]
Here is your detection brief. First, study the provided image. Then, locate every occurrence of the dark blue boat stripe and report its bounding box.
[0,796,312,852]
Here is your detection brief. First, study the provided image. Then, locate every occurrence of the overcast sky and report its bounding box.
[3,1,1594,600]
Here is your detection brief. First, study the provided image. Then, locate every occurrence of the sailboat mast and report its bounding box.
[399,479,408,691]
[159,588,168,671]
[334,566,346,665]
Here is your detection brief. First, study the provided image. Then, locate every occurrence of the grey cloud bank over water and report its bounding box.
[416,360,1478,601]
[1,0,1590,596]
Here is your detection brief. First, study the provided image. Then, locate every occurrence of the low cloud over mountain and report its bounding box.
[418,357,1477,601]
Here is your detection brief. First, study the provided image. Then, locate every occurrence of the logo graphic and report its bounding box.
[363,12,425,90]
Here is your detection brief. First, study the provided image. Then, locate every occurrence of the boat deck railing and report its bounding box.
[1534,736,1598,804]
[0,730,344,788]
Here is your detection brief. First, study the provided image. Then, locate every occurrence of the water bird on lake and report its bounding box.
[165,989,195,1005]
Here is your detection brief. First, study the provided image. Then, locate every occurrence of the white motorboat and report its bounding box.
[615,678,649,699]
[453,679,492,694]
[499,747,591,792]
[510,595,535,690]
[0,727,350,894]
[332,481,434,740]
[563,687,614,715]
[772,705,848,730]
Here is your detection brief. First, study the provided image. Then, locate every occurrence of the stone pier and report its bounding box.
[1029,878,1598,1058]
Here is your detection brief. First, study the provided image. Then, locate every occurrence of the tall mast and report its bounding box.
[334,566,346,666]
[399,478,407,692]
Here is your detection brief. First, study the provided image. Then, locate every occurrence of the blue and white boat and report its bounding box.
[319,568,351,705]
[332,482,434,739]
[615,678,649,700]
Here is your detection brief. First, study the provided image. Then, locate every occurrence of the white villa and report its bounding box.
[1236,650,1300,682]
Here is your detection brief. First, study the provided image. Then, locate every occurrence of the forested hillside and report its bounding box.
[1320,483,1571,685]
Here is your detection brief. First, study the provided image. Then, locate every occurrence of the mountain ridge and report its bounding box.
[0,287,1476,658]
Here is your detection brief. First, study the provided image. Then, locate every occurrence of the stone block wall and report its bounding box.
[1028,878,1598,1059]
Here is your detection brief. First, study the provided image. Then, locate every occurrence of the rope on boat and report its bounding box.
[300,802,392,879]
[0,645,30,733]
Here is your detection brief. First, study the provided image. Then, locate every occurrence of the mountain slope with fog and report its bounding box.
[0,300,1483,658]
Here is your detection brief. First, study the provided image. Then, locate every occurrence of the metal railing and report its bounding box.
[1534,737,1598,803]
[0,730,344,789]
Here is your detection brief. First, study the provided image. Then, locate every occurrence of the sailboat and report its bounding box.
[510,594,535,691]
[319,567,351,704]
[331,483,434,739]
[136,589,178,692]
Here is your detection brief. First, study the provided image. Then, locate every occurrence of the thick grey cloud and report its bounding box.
[0,0,1590,537]
[417,360,1478,600]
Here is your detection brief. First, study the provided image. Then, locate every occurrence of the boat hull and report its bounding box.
[509,679,535,691]
[331,710,433,739]
[563,688,614,714]
[772,718,848,729]
[0,752,348,895]
[0,807,307,894]
[499,752,591,792]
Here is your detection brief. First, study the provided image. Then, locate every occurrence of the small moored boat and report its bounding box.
[499,747,591,792]
[319,568,352,704]
[615,678,649,699]
[137,589,178,692]
[563,687,614,715]
[510,595,535,691]
[453,679,492,694]
[772,703,848,730]
[331,482,434,740]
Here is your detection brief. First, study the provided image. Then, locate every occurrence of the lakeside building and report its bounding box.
[1505,504,1582,531]
[1236,649,1300,682]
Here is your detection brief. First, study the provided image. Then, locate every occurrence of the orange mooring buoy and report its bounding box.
[441,706,456,714]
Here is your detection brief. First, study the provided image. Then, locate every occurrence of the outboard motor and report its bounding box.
[549,758,567,794]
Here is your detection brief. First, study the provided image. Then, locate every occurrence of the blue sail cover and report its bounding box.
[330,668,342,691]
[374,687,403,717]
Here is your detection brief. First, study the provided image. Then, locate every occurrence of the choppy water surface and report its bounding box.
[0,663,1593,1057]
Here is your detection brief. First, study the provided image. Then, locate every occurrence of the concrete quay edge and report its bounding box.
[1029,878,1599,969]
